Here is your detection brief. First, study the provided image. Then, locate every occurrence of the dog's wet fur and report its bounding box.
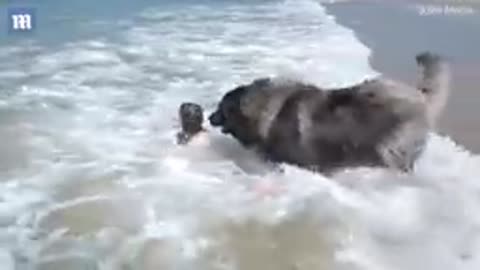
[209,52,450,174]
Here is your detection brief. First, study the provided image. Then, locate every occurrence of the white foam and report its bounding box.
[0,0,479,270]
[0,249,14,270]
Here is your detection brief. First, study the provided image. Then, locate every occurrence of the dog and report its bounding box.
[208,52,450,174]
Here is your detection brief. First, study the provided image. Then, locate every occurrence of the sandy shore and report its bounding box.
[325,1,480,153]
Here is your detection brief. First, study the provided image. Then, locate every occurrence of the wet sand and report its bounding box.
[325,1,480,153]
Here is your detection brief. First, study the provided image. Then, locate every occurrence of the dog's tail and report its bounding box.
[415,51,451,126]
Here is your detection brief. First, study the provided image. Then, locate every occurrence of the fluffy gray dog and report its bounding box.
[208,52,450,174]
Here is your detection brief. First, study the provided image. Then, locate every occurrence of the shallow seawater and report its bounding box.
[1,0,480,269]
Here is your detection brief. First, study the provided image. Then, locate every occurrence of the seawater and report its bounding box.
[0,0,480,270]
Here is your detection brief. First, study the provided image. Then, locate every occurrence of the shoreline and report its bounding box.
[325,1,480,153]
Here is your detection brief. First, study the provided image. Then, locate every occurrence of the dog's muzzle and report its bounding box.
[208,111,224,127]
[209,111,232,134]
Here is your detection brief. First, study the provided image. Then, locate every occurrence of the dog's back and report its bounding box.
[262,85,405,172]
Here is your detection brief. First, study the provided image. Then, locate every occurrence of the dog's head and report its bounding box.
[208,85,262,147]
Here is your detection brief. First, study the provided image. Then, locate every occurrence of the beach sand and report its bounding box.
[325,1,480,152]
